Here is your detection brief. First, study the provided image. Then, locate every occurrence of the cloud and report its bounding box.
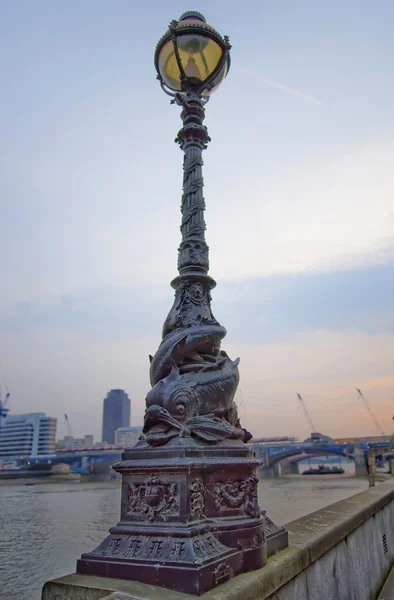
[207,137,394,282]
[3,123,394,301]
[2,259,393,344]
[216,259,394,343]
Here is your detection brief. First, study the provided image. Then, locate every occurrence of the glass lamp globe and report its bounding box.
[155,11,231,96]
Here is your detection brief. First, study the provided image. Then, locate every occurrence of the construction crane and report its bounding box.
[64,413,73,437]
[356,388,385,437]
[296,393,317,432]
[0,385,10,428]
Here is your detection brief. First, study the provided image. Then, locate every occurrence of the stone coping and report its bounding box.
[42,480,394,600]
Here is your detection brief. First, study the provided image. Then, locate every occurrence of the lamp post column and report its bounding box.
[176,93,210,279]
[160,92,218,345]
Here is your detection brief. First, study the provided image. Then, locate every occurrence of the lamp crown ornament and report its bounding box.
[179,10,206,22]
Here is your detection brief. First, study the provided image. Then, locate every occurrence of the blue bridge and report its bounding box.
[251,441,355,468]
[249,432,391,471]
[28,448,125,473]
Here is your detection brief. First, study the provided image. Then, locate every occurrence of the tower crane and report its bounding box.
[356,388,385,437]
[64,413,73,437]
[0,385,10,428]
[296,393,317,433]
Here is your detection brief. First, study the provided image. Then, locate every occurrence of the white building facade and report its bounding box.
[0,413,57,459]
[114,426,142,447]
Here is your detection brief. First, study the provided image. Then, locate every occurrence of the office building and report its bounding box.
[0,412,57,459]
[102,389,130,444]
[114,426,142,447]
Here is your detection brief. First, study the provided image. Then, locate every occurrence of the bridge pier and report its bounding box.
[79,460,121,482]
[260,464,279,478]
[354,442,368,477]
[280,460,299,475]
[368,450,376,487]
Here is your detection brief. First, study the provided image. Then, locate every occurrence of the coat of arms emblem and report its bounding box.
[122,476,179,522]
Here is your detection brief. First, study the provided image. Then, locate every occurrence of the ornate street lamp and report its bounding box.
[77,12,275,595]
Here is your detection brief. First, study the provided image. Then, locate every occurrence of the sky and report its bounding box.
[0,0,393,442]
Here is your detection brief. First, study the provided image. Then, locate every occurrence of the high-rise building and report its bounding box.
[0,412,57,459]
[102,389,130,444]
[114,426,142,447]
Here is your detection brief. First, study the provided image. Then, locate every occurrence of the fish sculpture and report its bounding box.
[147,352,240,421]
[143,322,250,446]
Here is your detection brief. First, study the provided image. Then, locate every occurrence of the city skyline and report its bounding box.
[0,1,393,441]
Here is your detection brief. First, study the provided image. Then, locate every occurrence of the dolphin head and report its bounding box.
[143,405,185,446]
[145,364,196,423]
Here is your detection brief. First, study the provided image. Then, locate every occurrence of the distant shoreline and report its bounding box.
[0,474,81,486]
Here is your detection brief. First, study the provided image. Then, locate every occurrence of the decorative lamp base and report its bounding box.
[77,439,267,596]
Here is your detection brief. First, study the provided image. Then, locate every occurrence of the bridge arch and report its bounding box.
[267,447,353,467]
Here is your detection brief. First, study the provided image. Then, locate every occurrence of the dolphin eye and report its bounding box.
[177,404,186,415]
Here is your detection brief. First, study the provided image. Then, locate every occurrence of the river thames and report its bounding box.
[0,474,372,600]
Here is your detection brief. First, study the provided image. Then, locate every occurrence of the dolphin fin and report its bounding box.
[169,360,180,373]
[171,334,188,362]
[149,354,153,364]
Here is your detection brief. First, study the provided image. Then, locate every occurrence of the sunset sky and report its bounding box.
[0,1,393,441]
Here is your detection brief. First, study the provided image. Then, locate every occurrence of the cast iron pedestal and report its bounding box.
[77,438,266,595]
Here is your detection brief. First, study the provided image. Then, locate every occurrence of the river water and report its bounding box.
[0,474,372,600]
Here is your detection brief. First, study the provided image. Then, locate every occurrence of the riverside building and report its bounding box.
[114,425,142,447]
[0,412,57,460]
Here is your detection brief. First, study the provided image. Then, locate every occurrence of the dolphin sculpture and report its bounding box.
[149,324,227,386]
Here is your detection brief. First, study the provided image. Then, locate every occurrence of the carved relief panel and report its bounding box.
[213,475,260,519]
[121,475,180,522]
